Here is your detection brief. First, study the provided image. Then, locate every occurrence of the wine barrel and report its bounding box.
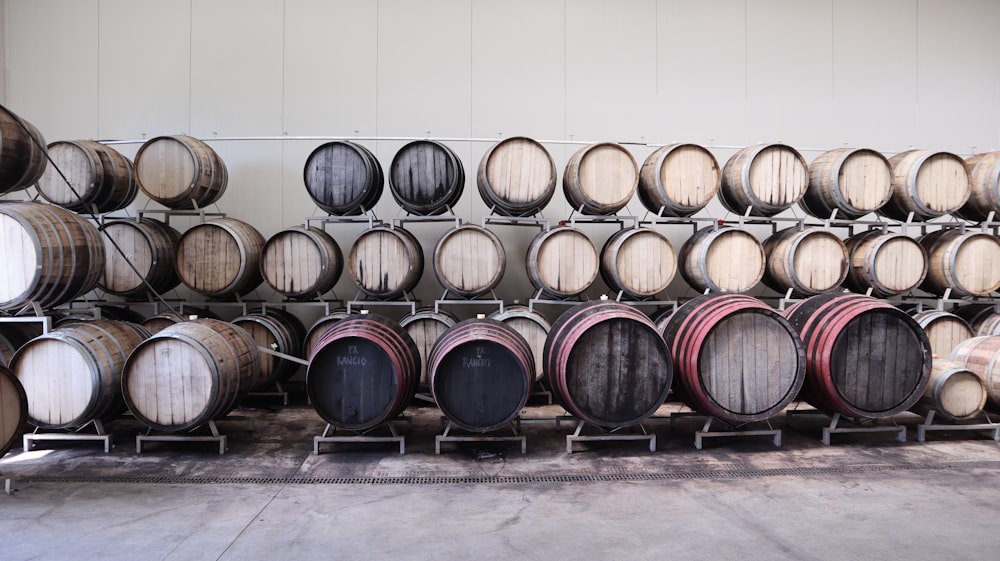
[918,229,1000,297]
[175,217,265,298]
[303,140,383,215]
[477,136,556,216]
[544,300,672,429]
[0,105,47,194]
[679,225,765,293]
[952,303,1000,336]
[433,224,505,298]
[232,308,306,387]
[399,307,457,387]
[801,148,892,219]
[35,140,137,213]
[429,318,533,432]
[307,314,419,431]
[11,320,150,429]
[98,217,181,299]
[911,359,987,422]
[949,336,1000,410]
[348,225,424,299]
[661,293,806,424]
[0,321,43,367]
[525,226,599,299]
[489,304,551,382]
[720,144,808,217]
[134,135,228,209]
[843,230,927,298]
[0,201,105,311]
[563,143,638,215]
[783,293,932,418]
[910,310,973,359]
[141,306,218,335]
[388,140,464,215]
[304,309,352,360]
[123,319,260,432]
[957,151,1000,221]
[600,227,676,299]
[879,149,971,220]
[0,365,27,458]
[763,227,848,297]
[260,226,343,300]
[638,143,720,217]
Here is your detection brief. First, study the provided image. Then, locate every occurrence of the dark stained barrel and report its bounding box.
[232,308,306,388]
[175,217,265,298]
[0,365,27,458]
[843,229,927,298]
[544,300,672,429]
[762,227,848,297]
[399,307,458,387]
[783,293,932,418]
[307,314,420,431]
[99,217,181,299]
[303,140,383,215]
[0,105,47,194]
[35,140,137,213]
[348,225,424,299]
[949,336,1000,410]
[477,136,556,216]
[428,318,533,432]
[911,359,987,421]
[389,140,464,215]
[638,143,720,217]
[720,144,808,217]
[260,226,343,300]
[661,293,806,424]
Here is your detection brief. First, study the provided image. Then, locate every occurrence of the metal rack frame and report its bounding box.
[564,420,656,453]
[136,415,255,455]
[915,410,1000,443]
[435,420,526,455]
[668,412,781,449]
[786,409,906,445]
[313,417,411,455]
[23,419,112,453]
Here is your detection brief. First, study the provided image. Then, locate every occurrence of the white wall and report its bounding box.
[4,0,1000,313]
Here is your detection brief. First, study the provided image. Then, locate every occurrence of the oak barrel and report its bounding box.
[763,227,848,297]
[544,300,672,429]
[918,229,1000,297]
[957,151,1000,221]
[232,308,306,387]
[123,319,260,432]
[388,140,464,215]
[0,105,47,194]
[638,143,720,217]
[35,140,137,213]
[843,230,927,298]
[433,224,505,298]
[801,148,892,219]
[600,227,676,299]
[720,144,808,217]
[175,217,265,298]
[661,293,806,424]
[879,150,971,220]
[134,135,228,209]
[307,314,419,431]
[563,143,638,215]
[303,140,383,215]
[429,318,533,432]
[952,303,1000,336]
[911,359,987,421]
[0,365,27,458]
[12,320,150,429]
[399,307,457,387]
[0,321,43,367]
[783,293,932,418]
[141,307,219,335]
[948,336,1000,410]
[0,201,105,311]
[910,310,973,359]
[260,226,343,300]
[477,136,556,216]
[525,226,599,298]
[304,309,352,360]
[489,304,551,382]
[679,225,765,293]
[98,217,181,299]
[348,225,424,299]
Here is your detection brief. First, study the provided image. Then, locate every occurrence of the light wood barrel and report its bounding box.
[12,320,150,429]
[0,201,105,311]
[912,359,987,421]
[949,336,1000,410]
[0,105,47,194]
[399,307,458,387]
[918,229,1000,297]
[123,319,260,432]
[679,225,765,293]
[957,152,1000,221]
[432,224,505,298]
[134,135,228,210]
[783,293,932,418]
[910,310,973,360]
[843,230,927,298]
[260,226,343,300]
[35,140,137,213]
[304,309,352,360]
[563,143,638,215]
[489,304,551,382]
[661,293,806,424]
[525,226,599,299]
[879,150,971,220]
[307,314,419,431]
[429,318,533,432]
[140,306,219,335]
[0,322,43,367]
[600,227,676,299]
[0,365,27,459]
[348,225,424,299]
[952,303,1000,336]
[388,140,464,215]
[763,227,848,297]
[720,144,809,217]
[801,148,892,219]
[176,217,265,298]
[544,300,672,429]
[638,143,720,217]
[477,136,556,216]
[303,140,383,215]
[98,218,181,299]
[232,308,306,388]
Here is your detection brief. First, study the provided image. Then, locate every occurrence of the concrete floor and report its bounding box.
[2,394,1000,561]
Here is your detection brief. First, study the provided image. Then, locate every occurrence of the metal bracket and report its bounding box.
[435,421,526,455]
[915,410,1000,443]
[313,419,409,455]
[23,419,112,453]
[135,416,253,455]
[692,416,781,450]
[565,420,655,454]
[821,412,906,445]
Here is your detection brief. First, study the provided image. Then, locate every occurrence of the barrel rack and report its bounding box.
[785,407,907,445]
[136,414,255,455]
[915,410,1000,443]
[313,417,410,455]
[553,416,656,453]
[435,420,526,455]
[24,419,113,453]
[666,411,782,449]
